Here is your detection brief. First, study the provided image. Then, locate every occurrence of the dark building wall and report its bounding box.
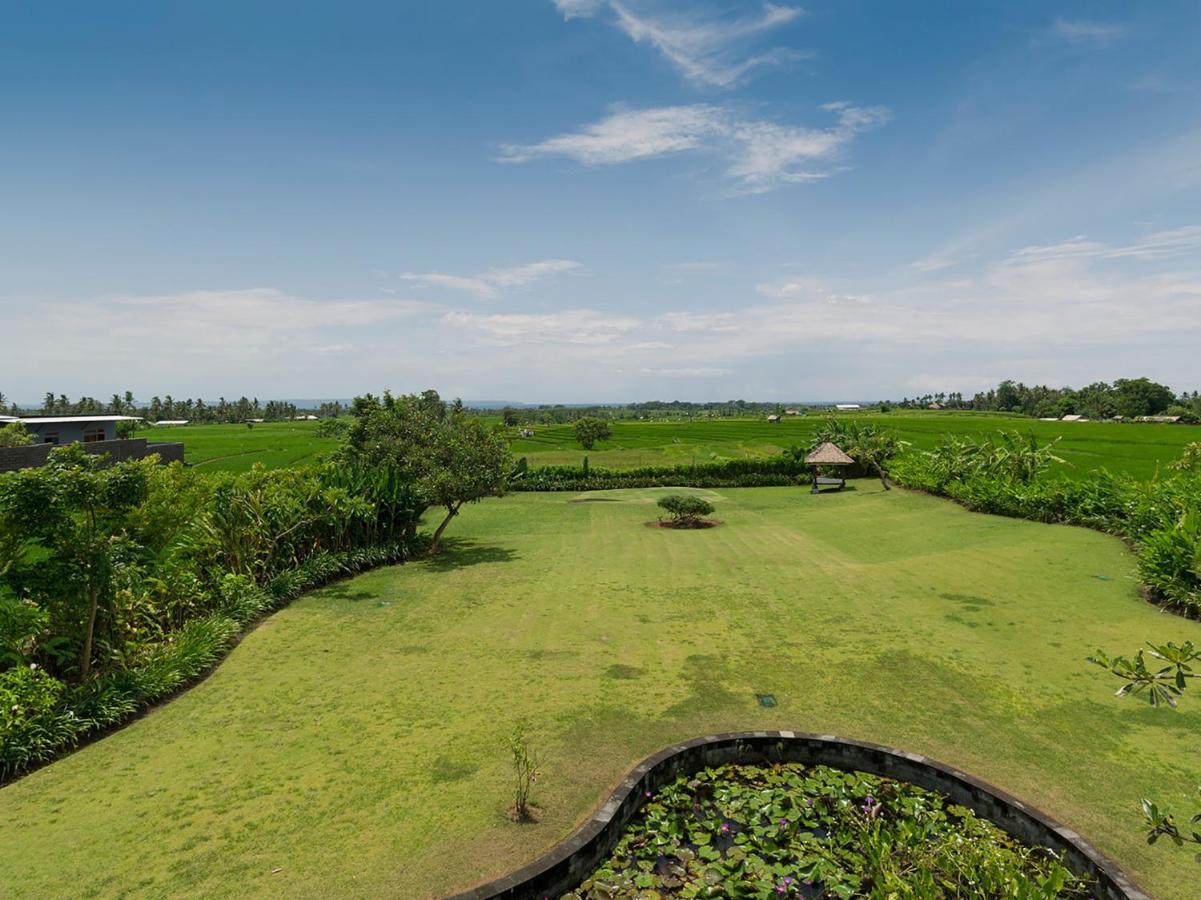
[0,439,185,473]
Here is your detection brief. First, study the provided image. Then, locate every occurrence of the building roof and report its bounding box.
[835,404,862,410]
[805,441,855,466]
[0,415,19,423]
[16,415,143,424]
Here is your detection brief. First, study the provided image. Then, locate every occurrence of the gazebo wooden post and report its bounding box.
[810,464,819,494]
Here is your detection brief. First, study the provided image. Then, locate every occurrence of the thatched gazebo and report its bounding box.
[804,441,854,493]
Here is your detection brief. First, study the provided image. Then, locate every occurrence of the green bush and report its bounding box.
[656,494,715,526]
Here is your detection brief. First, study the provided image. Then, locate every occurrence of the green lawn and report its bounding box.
[162,413,1201,480]
[3,486,1199,898]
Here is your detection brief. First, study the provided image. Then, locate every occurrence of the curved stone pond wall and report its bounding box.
[448,731,1149,900]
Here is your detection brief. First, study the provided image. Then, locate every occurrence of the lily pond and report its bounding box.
[563,764,1092,898]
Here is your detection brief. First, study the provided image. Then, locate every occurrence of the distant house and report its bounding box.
[14,415,142,445]
[767,414,781,423]
[784,408,801,416]
[1135,415,1181,424]
[927,402,943,410]
[152,419,189,427]
[835,404,862,411]
[293,415,318,421]
[1060,414,1087,422]
[0,415,185,473]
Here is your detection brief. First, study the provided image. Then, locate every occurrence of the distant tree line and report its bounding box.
[0,390,347,424]
[898,378,1200,421]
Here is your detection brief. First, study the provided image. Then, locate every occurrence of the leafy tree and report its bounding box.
[342,390,510,552]
[1113,377,1176,419]
[0,446,149,678]
[573,416,611,450]
[0,423,33,449]
[500,407,520,428]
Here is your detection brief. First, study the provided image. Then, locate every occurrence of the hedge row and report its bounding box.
[511,457,812,492]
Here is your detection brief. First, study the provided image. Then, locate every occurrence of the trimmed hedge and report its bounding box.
[511,457,812,492]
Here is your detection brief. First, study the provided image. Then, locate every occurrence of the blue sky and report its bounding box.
[2,1,1200,402]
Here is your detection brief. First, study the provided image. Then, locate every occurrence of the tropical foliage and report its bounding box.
[0,444,427,779]
[0,422,33,448]
[567,763,1089,898]
[792,419,907,489]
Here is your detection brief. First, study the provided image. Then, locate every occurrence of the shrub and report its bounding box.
[657,494,715,527]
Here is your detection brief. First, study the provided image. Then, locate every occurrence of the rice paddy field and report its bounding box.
[167,412,1201,480]
[3,486,1199,898]
[146,421,342,473]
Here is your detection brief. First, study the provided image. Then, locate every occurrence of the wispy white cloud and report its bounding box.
[1047,18,1126,47]
[552,1,805,87]
[640,366,731,377]
[401,259,580,298]
[2,289,442,392]
[441,309,640,345]
[1007,226,1201,264]
[499,106,721,166]
[500,102,889,193]
[552,0,604,19]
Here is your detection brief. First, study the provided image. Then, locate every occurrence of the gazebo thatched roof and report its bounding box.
[804,441,855,466]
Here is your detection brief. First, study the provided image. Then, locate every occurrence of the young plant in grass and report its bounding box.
[505,722,540,822]
[656,494,715,528]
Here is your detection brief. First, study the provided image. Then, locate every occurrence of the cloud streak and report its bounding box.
[401,259,580,298]
[1048,18,1127,47]
[500,102,889,193]
[552,1,805,87]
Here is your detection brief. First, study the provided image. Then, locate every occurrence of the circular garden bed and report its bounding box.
[566,762,1088,897]
[450,733,1147,900]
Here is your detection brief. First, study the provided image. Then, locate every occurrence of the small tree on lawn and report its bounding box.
[573,416,611,451]
[0,445,149,678]
[657,494,714,527]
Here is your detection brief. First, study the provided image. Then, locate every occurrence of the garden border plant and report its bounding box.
[1,389,512,783]
[449,732,1147,900]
